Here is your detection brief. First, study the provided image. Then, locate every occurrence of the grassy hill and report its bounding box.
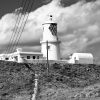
[0,61,100,100]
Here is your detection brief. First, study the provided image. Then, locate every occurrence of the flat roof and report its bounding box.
[19,51,43,55]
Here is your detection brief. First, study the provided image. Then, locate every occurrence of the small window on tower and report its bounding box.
[47,46,50,49]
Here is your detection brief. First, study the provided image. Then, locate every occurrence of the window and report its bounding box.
[27,56,30,59]
[47,46,50,49]
[5,58,9,60]
[74,57,76,60]
[33,56,35,59]
[15,56,18,61]
[37,56,39,59]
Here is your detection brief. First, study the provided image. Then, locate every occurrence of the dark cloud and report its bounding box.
[61,0,80,7]
[86,0,96,2]
[61,0,97,7]
[42,0,52,4]
[43,0,97,7]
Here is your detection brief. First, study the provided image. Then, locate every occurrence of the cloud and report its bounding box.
[58,0,100,56]
[0,0,100,63]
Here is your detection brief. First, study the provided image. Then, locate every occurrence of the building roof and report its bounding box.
[0,51,43,58]
[72,53,93,59]
[19,51,42,55]
[42,15,56,24]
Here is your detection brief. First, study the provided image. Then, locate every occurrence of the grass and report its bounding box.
[0,61,100,100]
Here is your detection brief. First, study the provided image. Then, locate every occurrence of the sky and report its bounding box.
[0,0,96,17]
[0,0,44,18]
[0,0,100,63]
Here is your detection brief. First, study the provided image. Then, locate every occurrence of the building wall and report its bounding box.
[41,42,60,60]
[68,53,93,64]
[41,17,61,61]
[77,58,93,64]
[42,24,57,41]
[0,52,43,63]
[20,54,43,60]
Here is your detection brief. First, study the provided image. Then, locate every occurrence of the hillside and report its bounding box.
[0,61,100,100]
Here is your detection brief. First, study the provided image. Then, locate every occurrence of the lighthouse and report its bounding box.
[40,15,61,60]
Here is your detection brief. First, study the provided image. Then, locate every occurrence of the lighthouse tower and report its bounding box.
[40,15,61,60]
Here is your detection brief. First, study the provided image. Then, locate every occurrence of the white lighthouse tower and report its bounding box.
[40,15,61,60]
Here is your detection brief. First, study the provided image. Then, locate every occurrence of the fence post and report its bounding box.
[31,73,39,100]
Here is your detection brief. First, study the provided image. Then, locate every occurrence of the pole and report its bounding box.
[46,41,49,75]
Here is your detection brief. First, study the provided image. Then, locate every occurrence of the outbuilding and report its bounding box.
[0,48,43,63]
[68,53,93,64]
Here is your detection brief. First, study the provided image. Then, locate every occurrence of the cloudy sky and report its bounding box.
[0,0,100,63]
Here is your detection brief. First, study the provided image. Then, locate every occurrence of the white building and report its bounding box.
[40,15,61,60]
[16,48,43,63]
[0,48,43,63]
[0,15,94,64]
[0,15,61,63]
[68,53,93,64]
